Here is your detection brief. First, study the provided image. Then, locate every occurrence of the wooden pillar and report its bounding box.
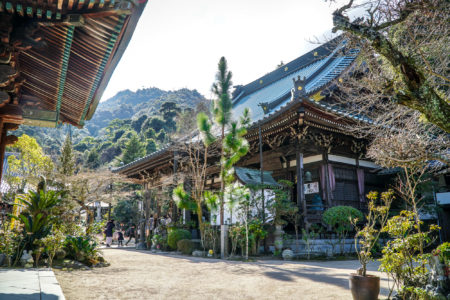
[323,151,332,208]
[356,156,363,210]
[172,151,178,222]
[258,126,265,223]
[296,146,306,223]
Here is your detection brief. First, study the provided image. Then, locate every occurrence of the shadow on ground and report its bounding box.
[0,293,59,300]
[102,247,391,296]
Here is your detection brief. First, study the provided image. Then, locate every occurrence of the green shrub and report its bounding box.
[322,206,363,254]
[64,235,98,262]
[322,206,364,233]
[151,234,167,250]
[167,229,191,250]
[37,229,65,267]
[177,239,194,255]
[435,242,450,264]
[0,220,21,267]
[55,249,66,260]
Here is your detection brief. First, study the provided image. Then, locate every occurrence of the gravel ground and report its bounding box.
[54,248,391,300]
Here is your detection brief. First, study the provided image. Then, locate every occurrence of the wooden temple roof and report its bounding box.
[115,38,363,176]
[0,0,147,127]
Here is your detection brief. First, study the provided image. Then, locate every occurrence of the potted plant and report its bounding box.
[349,190,393,300]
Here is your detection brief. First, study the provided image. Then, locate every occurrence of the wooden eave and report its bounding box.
[119,151,173,177]
[0,0,147,128]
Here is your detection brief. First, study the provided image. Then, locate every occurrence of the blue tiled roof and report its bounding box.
[233,58,327,123]
[235,167,280,188]
[232,39,359,124]
[115,39,360,174]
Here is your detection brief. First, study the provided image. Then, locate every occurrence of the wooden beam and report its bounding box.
[5,134,17,145]
[0,104,23,124]
[56,25,75,123]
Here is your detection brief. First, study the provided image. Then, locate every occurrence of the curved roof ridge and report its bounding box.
[237,36,344,97]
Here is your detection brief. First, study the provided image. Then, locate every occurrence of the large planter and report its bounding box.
[274,224,284,251]
[349,274,380,300]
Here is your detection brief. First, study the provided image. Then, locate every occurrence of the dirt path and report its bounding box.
[55,248,391,300]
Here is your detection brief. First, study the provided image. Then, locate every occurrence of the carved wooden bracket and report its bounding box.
[289,125,309,142]
[312,132,334,153]
[247,141,259,156]
[264,133,287,150]
[351,140,366,158]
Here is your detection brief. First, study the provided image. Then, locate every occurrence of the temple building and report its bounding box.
[0,0,147,180]
[115,38,392,230]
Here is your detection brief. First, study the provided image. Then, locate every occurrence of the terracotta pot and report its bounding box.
[349,273,380,300]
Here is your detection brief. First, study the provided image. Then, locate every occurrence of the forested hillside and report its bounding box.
[13,87,209,167]
[86,87,206,135]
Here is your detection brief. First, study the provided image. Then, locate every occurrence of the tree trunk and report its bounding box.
[220,125,225,225]
[196,200,203,239]
[333,13,450,133]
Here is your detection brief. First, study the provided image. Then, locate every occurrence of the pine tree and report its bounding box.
[122,134,145,165]
[212,57,233,229]
[211,57,249,259]
[145,138,157,154]
[58,134,75,176]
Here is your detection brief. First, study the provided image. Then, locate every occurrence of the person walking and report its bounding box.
[117,230,124,247]
[105,219,115,247]
[125,224,136,246]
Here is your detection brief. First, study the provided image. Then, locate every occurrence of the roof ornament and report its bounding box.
[232,85,243,98]
[291,75,306,102]
[258,102,269,114]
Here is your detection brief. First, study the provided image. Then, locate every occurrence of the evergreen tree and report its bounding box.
[122,134,145,165]
[208,57,250,258]
[145,138,157,154]
[212,56,233,229]
[86,149,100,169]
[156,129,167,143]
[160,102,180,120]
[112,129,126,142]
[58,134,75,176]
[131,114,148,132]
[143,128,156,139]
[141,117,165,133]
[160,102,180,133]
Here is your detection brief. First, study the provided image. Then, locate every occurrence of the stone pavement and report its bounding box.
[0,268,65,300]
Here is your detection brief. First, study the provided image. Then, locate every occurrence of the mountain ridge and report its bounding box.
[86,87,206,135]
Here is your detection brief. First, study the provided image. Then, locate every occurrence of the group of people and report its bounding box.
[103,215,174,247]
[104,219,137,247]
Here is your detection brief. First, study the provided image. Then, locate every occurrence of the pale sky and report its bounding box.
[101,0,339,101]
